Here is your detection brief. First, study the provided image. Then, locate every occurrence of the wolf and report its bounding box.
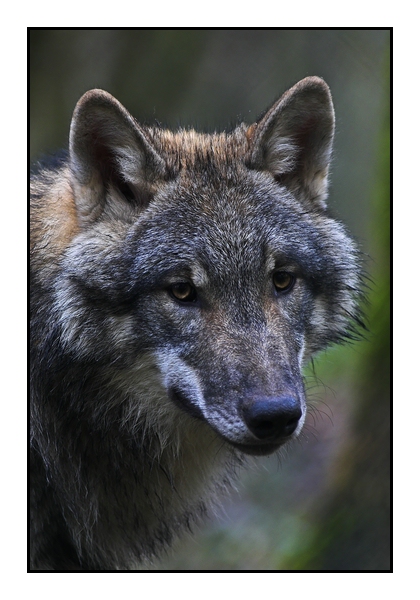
[30,76,363,571]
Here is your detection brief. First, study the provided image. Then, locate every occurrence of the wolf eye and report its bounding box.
[273,271,295,293]
[169,282,197,303]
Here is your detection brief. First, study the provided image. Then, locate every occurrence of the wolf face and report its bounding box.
[52,78,359,454]
[30,77,363,569]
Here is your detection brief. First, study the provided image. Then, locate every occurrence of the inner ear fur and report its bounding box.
[248,76,335,208]
[69,89,167,224]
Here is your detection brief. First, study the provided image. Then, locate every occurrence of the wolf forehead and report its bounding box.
[136,197,307,258]
[127,169,337,269]
[123,135,312,246]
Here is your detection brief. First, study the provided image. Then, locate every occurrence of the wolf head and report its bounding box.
[56,77,361,457]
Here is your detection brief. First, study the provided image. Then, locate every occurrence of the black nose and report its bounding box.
[242,396,302,440]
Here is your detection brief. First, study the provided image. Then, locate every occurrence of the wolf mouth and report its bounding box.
[169,387,291,457]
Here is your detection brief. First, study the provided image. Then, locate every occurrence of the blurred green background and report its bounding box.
[30,29,391,571]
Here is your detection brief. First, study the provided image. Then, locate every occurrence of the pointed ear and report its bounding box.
[248,77,335,208]
[69,89,167,224]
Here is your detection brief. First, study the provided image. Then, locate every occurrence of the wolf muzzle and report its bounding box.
[156,350,305,455]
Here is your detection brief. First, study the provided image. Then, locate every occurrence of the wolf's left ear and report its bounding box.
[248,77,335,209]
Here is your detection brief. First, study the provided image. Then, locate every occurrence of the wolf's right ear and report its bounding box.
[247,77,335,209]
[69,89,167,225]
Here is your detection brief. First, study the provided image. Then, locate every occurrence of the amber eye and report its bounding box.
[169,282,197,303]
[273,271,295,293]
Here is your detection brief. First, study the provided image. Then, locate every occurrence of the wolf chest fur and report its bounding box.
[30,77,363,570]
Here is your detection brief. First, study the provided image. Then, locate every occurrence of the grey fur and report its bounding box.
[30,77,363,571]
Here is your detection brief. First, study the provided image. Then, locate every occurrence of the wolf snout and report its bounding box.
[242,396,302,440]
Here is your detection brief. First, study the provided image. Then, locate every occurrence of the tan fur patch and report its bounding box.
[31,167,79,279]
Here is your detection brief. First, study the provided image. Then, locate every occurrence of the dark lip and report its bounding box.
[228,439,287,456]
[169,387,204,420]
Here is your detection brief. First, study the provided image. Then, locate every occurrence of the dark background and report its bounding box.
[30,29,391,571]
